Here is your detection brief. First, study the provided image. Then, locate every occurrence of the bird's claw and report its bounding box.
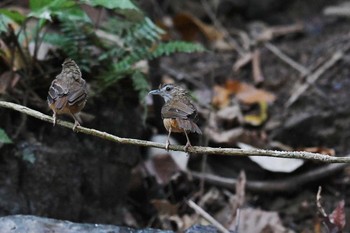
[165,140,170,151]
[73,121,80,132]
[184,141,192,152]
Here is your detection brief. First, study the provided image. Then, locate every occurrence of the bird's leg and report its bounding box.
[184,130,192,151]
[52,112,57,126]
[166,128,172,151]
[70,113,81,132]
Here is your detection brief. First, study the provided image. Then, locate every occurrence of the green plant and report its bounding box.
[0,0,205,101]
[0,128,12,144]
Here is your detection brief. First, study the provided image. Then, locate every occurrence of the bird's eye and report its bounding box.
[165,86,172,91]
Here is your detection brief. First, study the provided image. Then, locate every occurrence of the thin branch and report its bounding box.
[265,42,309,76]
[316,186,327,217]
[192,162,348,192]
[187,200,230,233]
[1,100,350,163]
[286,50,345,107]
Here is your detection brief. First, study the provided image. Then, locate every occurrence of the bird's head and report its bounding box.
[148,83,187,102]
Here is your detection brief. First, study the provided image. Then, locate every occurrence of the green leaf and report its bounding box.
[28,10,52,21]
[82,0,138,10]
[82,0,143,21]
[0,14,15,33]
[131,71,149,102]
[0,9,26,24]
[0,128,12,144]
[29,0,88,22]
[30,0,52,11]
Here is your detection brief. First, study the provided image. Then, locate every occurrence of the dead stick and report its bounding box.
[265,42,309,76]
[192,162,348,192]
[286,50,344,107]
[187,200,230,233]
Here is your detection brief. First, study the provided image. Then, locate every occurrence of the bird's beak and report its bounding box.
[148,89,161,95]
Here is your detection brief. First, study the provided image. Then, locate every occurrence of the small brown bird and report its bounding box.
[47,58,88,131]
[149,83,202,150]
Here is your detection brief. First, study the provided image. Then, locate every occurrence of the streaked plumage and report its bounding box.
[47,58,87,131]
[149,83,201,150]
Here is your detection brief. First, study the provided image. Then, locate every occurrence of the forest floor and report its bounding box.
[136,0,350,232]
[1,0,350,232]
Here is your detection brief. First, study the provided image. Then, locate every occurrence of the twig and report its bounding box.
[2,100,350,163]
[252,48,264,84]
[234,208,240,233]
[316,186,327,217]
[200,0,245,56]
[286,50,344,107]
[187,200,230,233]
[265,42,309,76]
[192,162,348,192]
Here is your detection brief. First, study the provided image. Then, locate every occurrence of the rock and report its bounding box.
[0,215,173,233]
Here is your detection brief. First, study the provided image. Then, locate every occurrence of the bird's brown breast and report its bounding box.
[163,118,185,133]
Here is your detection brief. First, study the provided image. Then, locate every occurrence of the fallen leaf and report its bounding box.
[243,101,268,126]
[229,80,276,104]
[238,142,304,173]
[329,200,346,231]
[212,85,231,109]
[173,12,224,42]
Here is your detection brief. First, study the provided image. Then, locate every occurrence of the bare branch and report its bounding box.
[192,162,348,192]
[265,42,309,76]
[1,100,350,163]
[187,200,230,233]
[286,50,344,107]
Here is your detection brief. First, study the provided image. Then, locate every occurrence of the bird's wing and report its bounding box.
[161,100,197,119]
[47,78,69,110]
[68,80,87,106]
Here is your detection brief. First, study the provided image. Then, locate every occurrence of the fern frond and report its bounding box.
[150,41,206,58]
[100,41,205,88]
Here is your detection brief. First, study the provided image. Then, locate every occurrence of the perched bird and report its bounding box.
[47,58,88,131]
[149,83,202,151]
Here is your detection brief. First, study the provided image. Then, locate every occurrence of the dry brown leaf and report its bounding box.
[330,200,346,230]
[151,199,179,216]
[212,85,231,109]
[169,12,224,42]
[231,81,276,104]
